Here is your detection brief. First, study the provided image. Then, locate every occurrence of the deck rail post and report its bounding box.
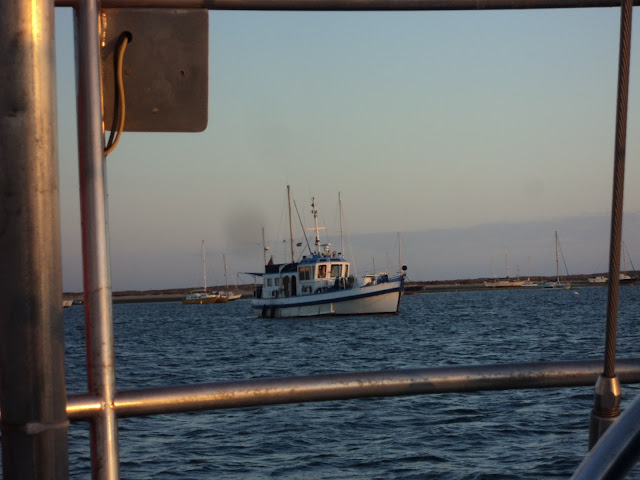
[0,0,69,477]
[74,1,121,478]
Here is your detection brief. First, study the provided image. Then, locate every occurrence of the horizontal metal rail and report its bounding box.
[54,0,640,10]
[63,359,640,421]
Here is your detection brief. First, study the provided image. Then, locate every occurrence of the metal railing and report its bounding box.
[0,0,637,478]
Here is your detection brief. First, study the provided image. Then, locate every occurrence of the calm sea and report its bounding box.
[57,287,640,478]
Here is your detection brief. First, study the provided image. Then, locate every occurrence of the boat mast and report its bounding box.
[339,192,345,258]
[504,246,510,278]
[223,253,229,291]
[202,240,207,293]
[312,197,321,255]
[555,231,560,282]
[262,226,269,265]
[398,232,402,273]
[287,185,295,263]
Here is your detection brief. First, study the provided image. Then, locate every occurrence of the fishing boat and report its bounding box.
[541,231,571,289]
[251,191,406,318]
[182,241,222,304]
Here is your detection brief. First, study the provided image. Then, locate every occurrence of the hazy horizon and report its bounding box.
[62,210,640,292]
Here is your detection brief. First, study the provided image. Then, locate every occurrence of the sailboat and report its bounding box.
[521,256,538,287]
[541,231,571,289]
[484,247,525,287]
[216,254,242,301]
[182,241,222,304]
[250,188,406,318]
[619,240,638,285]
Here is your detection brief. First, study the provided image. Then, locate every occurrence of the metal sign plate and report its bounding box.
[100,9,208,132]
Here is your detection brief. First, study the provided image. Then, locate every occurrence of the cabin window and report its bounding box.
[299,266,312,281]
[344,265,349,277]
[267,278,272,286]
[318,265,327,278]
[275,278,280,286]
[331,264,342,278]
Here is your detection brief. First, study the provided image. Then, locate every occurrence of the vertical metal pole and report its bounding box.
[288,185,295,263]
[74,2,120,478]
[0,0,69,477]
[589,0,633,449]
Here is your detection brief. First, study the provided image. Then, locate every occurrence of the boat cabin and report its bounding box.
[255,254,352,299]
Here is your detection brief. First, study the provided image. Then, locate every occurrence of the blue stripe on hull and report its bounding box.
[251,284,402,317]
[252,285,401,309]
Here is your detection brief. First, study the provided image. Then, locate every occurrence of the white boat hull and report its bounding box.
[251,279,403,318]
[484,280,526,288]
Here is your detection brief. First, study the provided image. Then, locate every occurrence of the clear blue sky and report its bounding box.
[55,8,640,291]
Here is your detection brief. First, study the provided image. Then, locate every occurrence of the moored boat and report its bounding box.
[484,279,525,288]
[618,272,637,285]
[541,231,571,289]
[619,241,638,285]
[217,253,242,301]
[485,247,525,287]
[183,241,222,304]
[588,275,607,284]
[182,291,222,304]
[251,193,406,318]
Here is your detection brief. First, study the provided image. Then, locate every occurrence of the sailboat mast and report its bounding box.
[504,246,509,278]
[202,240,207,293]
[262,226,268,266]
[398,232,402,273]
[312,197,321,254]
[555,231,560,282]
[287,185,295,263]
[223,253,229,291]
[339,192,345,258]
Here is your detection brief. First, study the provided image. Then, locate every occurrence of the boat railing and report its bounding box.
[1,0,639,478]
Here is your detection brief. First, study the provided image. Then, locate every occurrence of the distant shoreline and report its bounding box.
[62,273,631,304]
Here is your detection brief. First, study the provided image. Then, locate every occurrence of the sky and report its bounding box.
[54,7,640,292]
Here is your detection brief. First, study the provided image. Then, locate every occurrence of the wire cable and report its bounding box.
[104,33,130,156]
